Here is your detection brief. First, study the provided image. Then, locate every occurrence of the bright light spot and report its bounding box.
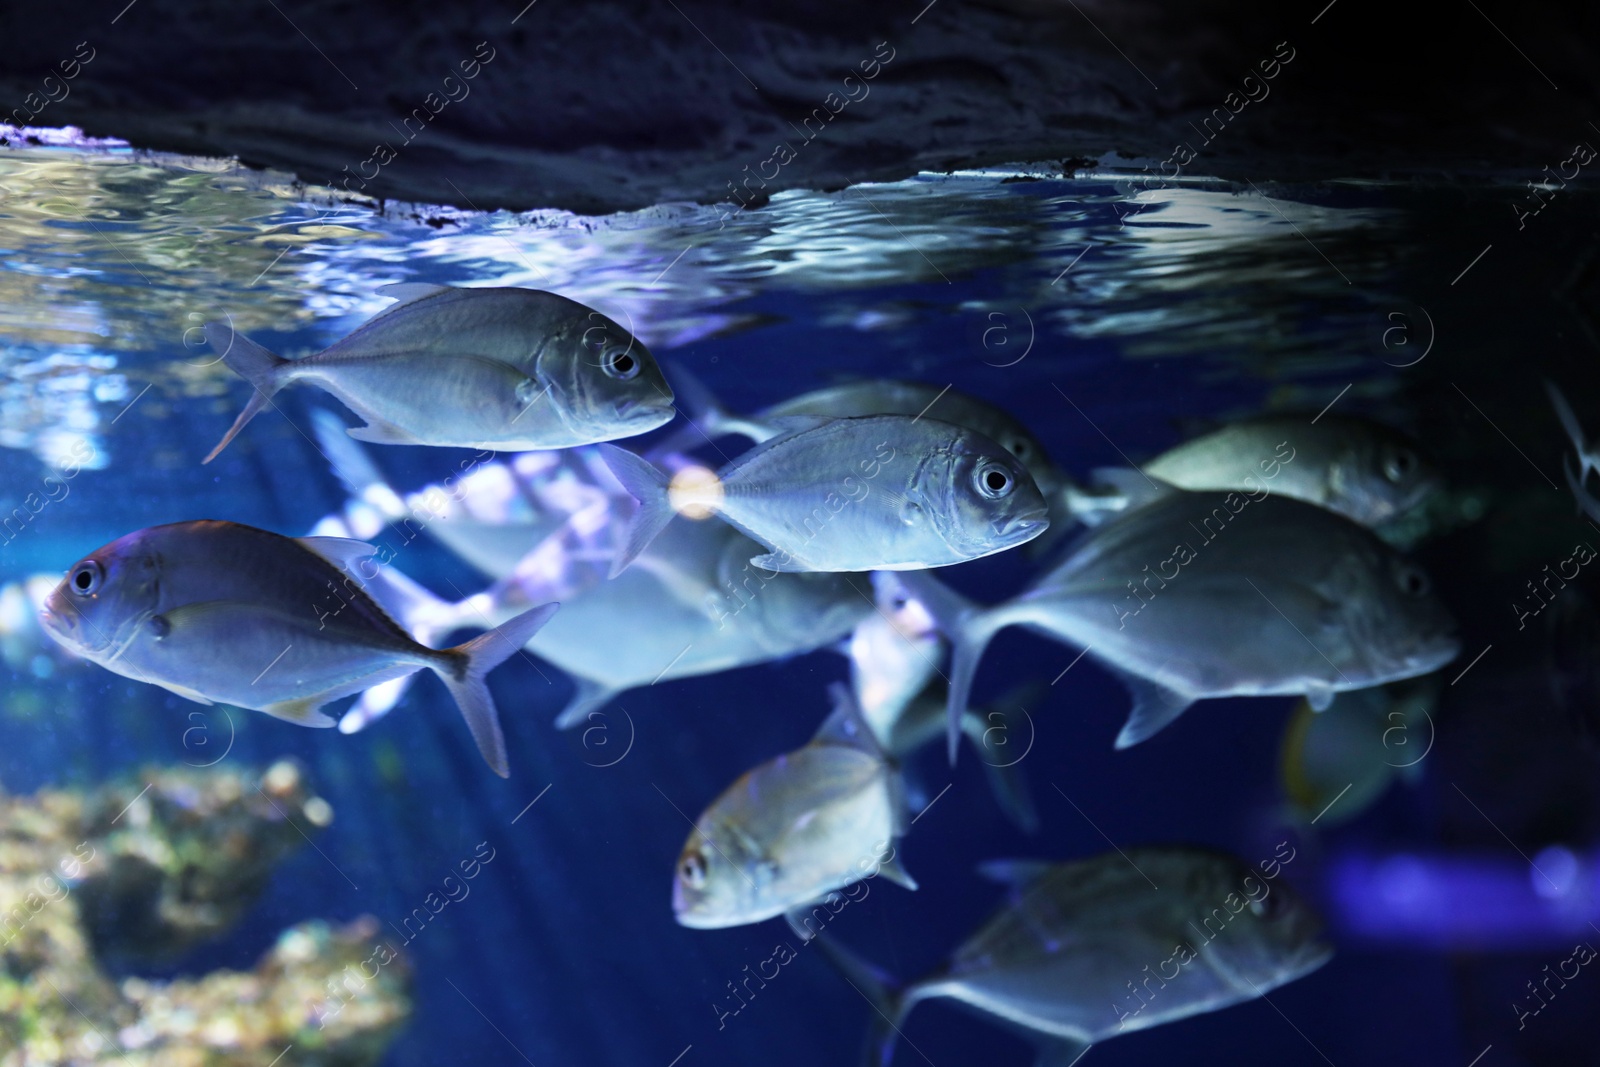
[1532,845,1580,900]
[669,465,723,520]
[1377,855,1429,908]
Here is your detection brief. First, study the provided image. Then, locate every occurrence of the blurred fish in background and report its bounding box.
[1278,676,1440,828]
[1063,415,1440,534]
[814,846,1332,1067]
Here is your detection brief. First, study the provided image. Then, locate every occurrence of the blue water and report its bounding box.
[1,144,1590,1065]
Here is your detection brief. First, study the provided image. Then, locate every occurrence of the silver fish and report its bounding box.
[363,513,870,729]
[660,370,1067,504]
[603,414,1049,575]
[818,847,1331,1066]
[902,487,1459,759]
[673,683,914,929]
[203,283,674,462]
[1067,415,1439,528]
[36,520,556,776]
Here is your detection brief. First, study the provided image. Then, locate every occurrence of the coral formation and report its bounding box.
[0,762,409,1066]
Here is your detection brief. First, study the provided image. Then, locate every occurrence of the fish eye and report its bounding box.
[601,347,640,380]
[1383,448,1417,483]
[1396,565,1430,597]
[975,463,1014,499]
[679,850,708,889]
[69,560,103,597]
[1249,893,1283,919]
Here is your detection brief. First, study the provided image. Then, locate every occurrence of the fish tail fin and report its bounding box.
[598,444,676,577]
[1545,379,1597,482]
[809,932,911,1067]
[203,328,291,463]
[437,603,560,777]
[894,571,1002,766]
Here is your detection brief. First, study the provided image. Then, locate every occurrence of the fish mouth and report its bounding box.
[1289,938,1336,978]
[1407,631,1462,673]
[996,512,1050,542]
[616,396,675,429]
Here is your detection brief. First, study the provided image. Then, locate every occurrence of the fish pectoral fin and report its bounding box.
[260,697,338,728]
[1113,672,1195,749]
[1305,682,1336,711]
[749,552,809,573]
[347,421,423,445]
[1032,1037,1093,1067]
[974,859,1052,888]
[877,853,918,891]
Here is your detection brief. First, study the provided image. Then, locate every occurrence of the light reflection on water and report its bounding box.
[0,145,1389,471]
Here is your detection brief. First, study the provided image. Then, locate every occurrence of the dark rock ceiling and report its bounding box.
[1,0,1595,214]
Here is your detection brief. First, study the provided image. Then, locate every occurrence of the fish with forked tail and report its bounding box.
[36,520,555,776]
[814,846,1332,1066]
[602,414,1049,576]
[202,283,674,462]
[900,486,1458,761]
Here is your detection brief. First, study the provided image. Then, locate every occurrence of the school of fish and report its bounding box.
[35,280,1505,1064]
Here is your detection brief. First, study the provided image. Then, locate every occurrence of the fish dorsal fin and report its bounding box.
[753,414,835,450]
[374,282,455,309]
[296,535,381,572]
[976,858,1053,888]
[814,682,885,755]
[1112,670,1196,749]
